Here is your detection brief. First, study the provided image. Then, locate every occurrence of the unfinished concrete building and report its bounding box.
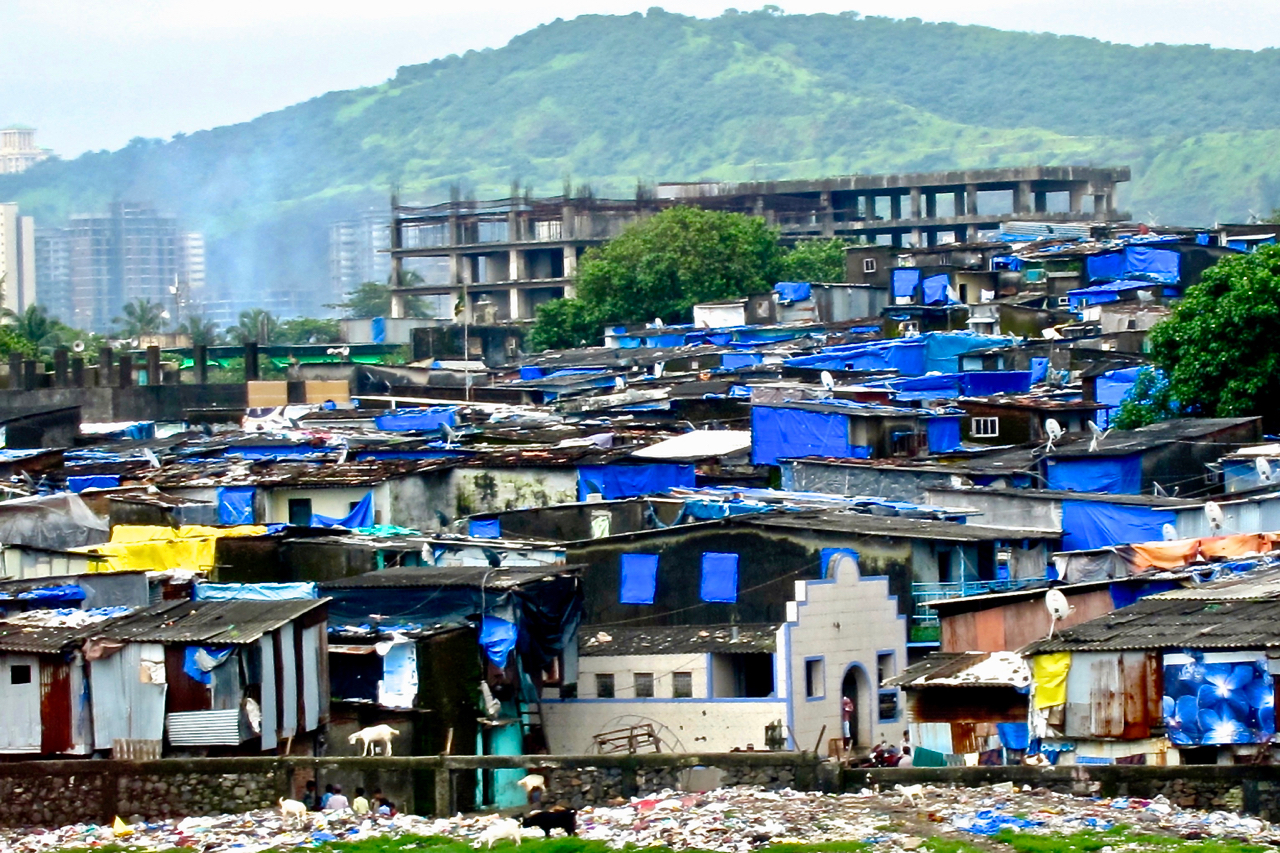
[388,166,1129,323]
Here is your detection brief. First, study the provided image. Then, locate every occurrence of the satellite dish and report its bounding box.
[820,370,836,392]
[441,423,457,447]
[1257,457,1275,485]
[1205,500,1225,534]
[72,340,85,353]
[1162,523,1179,541]
[142,448,161,469]
[614,375,627,391]
[1153,482,1168,497]
[1042,327,1062,341]
[1044,418,1063,451]
[652,318,664,329]
[1046,588,1075,638]
[1087,420,1111,452]
[335,445,349,465]
[653,361,664,379]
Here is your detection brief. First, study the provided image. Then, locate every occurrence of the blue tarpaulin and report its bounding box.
[819,547,858,579]
[1095,367,1145,428]
[891,269,921,299]
[700,552,739,603]
[373,407,458,432]
[751,406,852,466]
[519,366,544,380]
[182,646,232,685]
[16,585,84,601]
[721,352,763,370]
[962,371,1032,397]
[68,475,120,492]
[217,486,256,525]
[312,492,375,529]
[371,316,387,344]
[620,553,659,604]
[1046,454,1142,494]
[1030,357,1049,385]
[1061,500,1177,551]
[997,722,1029,751]
[774,281,812,303]
[927,416,963,453]
[479,615,518,667]
[922,273,950,305]
[469,518,501,538]
[195,582,318,600]
[1109,579,1181,610]
[577,464,695,501]
[1086,246,1181,284]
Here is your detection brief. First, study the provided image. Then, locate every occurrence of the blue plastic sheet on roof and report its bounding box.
[519,366,544,380]
[991,256,1023,271]
[371,316,386,344]
[374,406,458,432]
[620,553,659,605]
[195,582,317,601]
[1030,357,1049,385]
[16,585,85,601]
[217,486,255,525]
[751,406,852,466]
[927,416,963,453]
[182,646,233,685]
[1086,246,1180,284]
[891,269,921,299]
[1109,579,1180,610]
[67,475,119,493]
[547,367,608,378]
[469,518,501,538]
[700,552,739,603]
[1095,366,1146,428]
[1086,250,1126,283]
[644,333,685,348]
[774,281,812,303]
[229,446,330,461]
[479,615,518,667]
[1061,500,1176,551]
[962,371,1032,397]
[721,352,762,370]
[312,491,374,529]
[922,273,951,305]
[1163,653,1274,745]
[997,722,1029,751]
[924,333,1012,373]
[577,463,695,501]
[1046,454,1142,495]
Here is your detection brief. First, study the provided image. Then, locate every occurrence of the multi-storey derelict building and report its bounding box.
[388,165,1129,323]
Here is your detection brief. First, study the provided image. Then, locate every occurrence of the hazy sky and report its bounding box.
[6,0,1278,158]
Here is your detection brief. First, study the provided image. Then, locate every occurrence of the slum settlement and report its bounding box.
[0,170,1279,816]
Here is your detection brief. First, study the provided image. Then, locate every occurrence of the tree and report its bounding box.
[279,317,341,344]
[113,298,167,340]
[528,298,599,351]
[1113,367,1179,430]
[228,308,279,344]
[329,276,431,318]
[177,314,220,347]
[1148,243,1280,422]
[781,238,848,283]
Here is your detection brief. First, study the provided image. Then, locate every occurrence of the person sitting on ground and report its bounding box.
[326,784,350,812]
[320,783,335,810]
[373,789,397,816]
[302,780,318,811]
[352,787,370,815]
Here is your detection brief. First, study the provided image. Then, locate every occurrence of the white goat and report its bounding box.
[475,818,523,848]
[349,724,401,756]
[279,797,308,826]
[894,783,925,807]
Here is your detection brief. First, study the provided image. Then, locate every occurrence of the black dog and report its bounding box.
[520,809,577,837]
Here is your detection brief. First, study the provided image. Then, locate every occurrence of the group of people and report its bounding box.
[852,729,913,768]
[300,781,397,816]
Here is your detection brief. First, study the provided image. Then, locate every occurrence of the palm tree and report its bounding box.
[177,314,220,347]
[228,308,278,344]
[113,298,167,340]
[13,305,60,348]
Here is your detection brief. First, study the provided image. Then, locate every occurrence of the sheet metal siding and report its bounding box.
[1122,651,1158,740]
[91,643,166,750]
[165,646,211,713]
[1090,655,1125,738]
[301,625,320,731]
[259,635,277,750]
[0,654,42,752]
[39,659,72,754]
[166,709,242,745]
[277,624,297,738]
[70,656,92,755]
[211,650,242,711]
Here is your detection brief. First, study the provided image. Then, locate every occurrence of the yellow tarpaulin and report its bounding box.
[79,525,267,573]
[1031,652,1071,709]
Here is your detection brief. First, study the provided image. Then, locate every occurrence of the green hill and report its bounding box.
[4,8,1280,308]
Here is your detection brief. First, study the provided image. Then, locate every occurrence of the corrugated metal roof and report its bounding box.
[884,651,1030,689]
[580,624,778,656]
[98,598,327,645]
[166,709,243,745]
[0,608,131,653]
[320,564,581,590]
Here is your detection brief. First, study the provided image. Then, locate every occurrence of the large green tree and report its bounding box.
[781,238,849,283]
[531,206,786,348]
[228,308,280,344]
[113,298,167,340]
[329,274,432,319]
[1149,243,1280,422]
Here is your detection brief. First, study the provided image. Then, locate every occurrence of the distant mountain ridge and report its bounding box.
[3,8,1279,309]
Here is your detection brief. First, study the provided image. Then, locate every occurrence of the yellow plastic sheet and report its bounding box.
[80,525,267,573]
[1031,652,1071,709]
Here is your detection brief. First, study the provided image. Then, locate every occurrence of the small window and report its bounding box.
[877,652,895,685]
[595,673,615,699]
[634,672,655,698]
[863,258,877,274]
[10,664,31,685]
[672,671,693,698]
[287,498,313,527]
[878,689,899,722]
[805,658,824,699]
[971,417,999,438]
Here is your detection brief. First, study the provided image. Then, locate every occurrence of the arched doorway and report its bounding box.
[841,664,872,749]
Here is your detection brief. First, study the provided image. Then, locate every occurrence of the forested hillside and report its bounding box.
[4,8,1279,306]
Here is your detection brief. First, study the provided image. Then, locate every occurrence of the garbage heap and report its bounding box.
[0,783,1272,853]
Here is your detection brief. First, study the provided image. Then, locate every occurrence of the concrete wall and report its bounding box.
[451,467,580,518]
[577,652,712,699]
[265,485,381,525]
[785,555,908,754]
[541,697,787,753]
[924,487,1064,533]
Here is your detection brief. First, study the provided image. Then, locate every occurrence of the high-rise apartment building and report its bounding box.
[329,209,391,303]
[0,126,51,175]
[0,203,36,314]
[34,226,72,323]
